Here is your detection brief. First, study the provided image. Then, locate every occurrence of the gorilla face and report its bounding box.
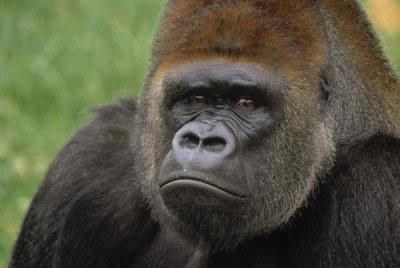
[159,62,280,217]
[137,60,334,249]
[136,0,334,249]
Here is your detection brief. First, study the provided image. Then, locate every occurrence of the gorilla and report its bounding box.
[10,0,400,267]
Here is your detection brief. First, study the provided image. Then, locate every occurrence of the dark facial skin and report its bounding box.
[159,61,283,213]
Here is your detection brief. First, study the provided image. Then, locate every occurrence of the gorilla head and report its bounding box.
[136,0,336,249]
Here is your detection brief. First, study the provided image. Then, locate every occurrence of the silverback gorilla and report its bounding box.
[10,0,400,267]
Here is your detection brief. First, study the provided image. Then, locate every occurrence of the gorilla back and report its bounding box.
[10,0,400,267]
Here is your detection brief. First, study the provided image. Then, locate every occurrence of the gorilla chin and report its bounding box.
[159,176,254,251]
[158,170,253,247]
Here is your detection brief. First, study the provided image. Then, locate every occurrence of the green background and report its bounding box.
[1,0,399,265]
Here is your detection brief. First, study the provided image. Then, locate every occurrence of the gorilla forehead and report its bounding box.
[164,61,270,88]
[162,60,282,97]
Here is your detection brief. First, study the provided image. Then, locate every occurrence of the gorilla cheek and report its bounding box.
[232,114,320,230]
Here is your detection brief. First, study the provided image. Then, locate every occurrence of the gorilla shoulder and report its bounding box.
[50,98,137,184]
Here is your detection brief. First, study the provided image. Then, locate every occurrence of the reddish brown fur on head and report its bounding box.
[152,0,326,78]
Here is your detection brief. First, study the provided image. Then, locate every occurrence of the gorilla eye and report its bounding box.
[188,95,206,103]
[235,96,255,109]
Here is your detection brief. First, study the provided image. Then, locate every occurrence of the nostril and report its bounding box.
[202,137,226,152]
[180,133,200,149]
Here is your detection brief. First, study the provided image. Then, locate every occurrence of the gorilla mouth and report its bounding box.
[159,176,247,200]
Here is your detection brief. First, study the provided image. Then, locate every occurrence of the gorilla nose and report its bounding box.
[172,121,236,169]
[180,134,226,152]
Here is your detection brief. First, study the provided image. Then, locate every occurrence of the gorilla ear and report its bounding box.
[319,0,400,143]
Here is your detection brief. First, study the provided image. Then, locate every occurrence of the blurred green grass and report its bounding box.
[0,0,399,266]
